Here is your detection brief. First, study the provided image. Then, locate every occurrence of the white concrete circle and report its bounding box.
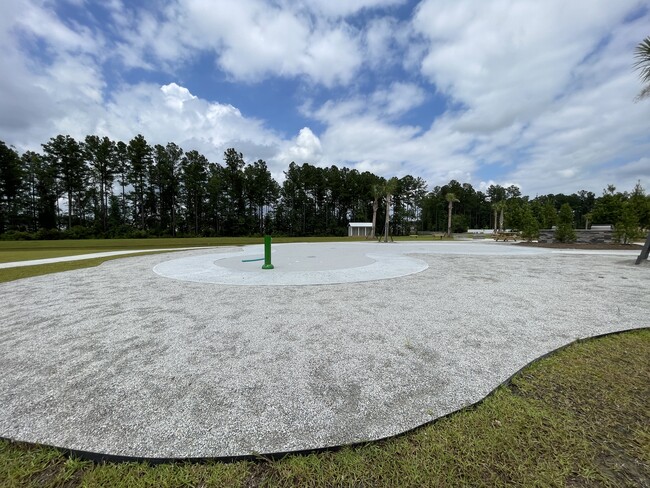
[151,240,581,286]
[153,243,429,285]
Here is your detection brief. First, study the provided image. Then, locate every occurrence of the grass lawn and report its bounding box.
[0,329,647,487]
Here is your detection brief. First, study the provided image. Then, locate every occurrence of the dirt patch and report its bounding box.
[516,242,643,251]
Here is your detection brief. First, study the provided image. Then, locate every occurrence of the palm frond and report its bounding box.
[633,36,650,82]
[634,84,650,102]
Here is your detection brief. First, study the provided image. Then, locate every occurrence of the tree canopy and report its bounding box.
[0,135,648,240]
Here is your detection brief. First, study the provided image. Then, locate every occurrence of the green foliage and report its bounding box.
[520,205,540,241]
[555,203,576,242]
[629,180,650,228]
[421,180,490,232]
[634,36,650,101]
[451,214,468,233]
[0,141,24,234]
[614,202,643,244]
[42,135,87,230]
[591,186,623,225]
[541,201,557,229]
[2,133,650,240]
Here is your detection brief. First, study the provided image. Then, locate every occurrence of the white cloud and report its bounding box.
[310,82,428,123]
[413,0,640,130]
[0,0,648,199]
[295,0,406,18]
[105,0,368,87]
[478,14,650,195]
[14,0,103,56]
[371,82,427,116]
[0,1,107,144]
[364,17,396,67]
[97,83,282,163]
[275,127,323,166]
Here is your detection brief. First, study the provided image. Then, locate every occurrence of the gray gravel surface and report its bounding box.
[0,242,647,458]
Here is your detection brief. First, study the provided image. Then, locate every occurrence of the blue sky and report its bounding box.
[1,0,649,196]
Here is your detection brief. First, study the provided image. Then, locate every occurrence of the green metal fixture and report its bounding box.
[262,235,274,269]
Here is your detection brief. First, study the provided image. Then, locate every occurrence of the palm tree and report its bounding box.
[445,192,459,237]
[370,184,381,239]
[634,36,650,101]
[383,178,398,242]
[492,200,506,232]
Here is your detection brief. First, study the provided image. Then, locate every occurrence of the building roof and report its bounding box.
[348,222,373,227]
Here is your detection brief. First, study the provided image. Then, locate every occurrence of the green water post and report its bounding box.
[262,235,274,269]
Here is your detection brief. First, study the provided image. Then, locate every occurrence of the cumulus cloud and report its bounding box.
[275,127,323,167]
[310,82,428,123]
[413,0,639,128]
[0,1,107,145]
[0,0,648,198]
[100,0,370,87]
[97,83,284,167]
[296,0,406,18]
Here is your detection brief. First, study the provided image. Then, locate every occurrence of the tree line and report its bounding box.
[0,135,648,240]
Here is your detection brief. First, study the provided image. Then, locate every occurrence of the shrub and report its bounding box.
[519,205,540,241]
[614,203,643,244]
[61,225,94,240]
[35,228,62,240]
[0,230,33,241]
[555,203,576,243]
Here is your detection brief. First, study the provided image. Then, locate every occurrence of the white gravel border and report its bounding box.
[0,241,647,459]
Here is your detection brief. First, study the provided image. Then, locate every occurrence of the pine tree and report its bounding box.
[555,203,576,242]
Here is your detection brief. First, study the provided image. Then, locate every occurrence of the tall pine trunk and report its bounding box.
[67,189,72,229]
[370,197,378,238]
[384,194,391,242]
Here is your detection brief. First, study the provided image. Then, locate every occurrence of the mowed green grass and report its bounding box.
[1,329,648,487]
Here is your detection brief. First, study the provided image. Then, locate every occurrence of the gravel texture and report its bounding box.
[0,241,647,459]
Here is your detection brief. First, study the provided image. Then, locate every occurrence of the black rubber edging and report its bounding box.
[2,326,648,466]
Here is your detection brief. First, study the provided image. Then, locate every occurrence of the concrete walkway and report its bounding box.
[0,247,214,269]
[0,241,647,459]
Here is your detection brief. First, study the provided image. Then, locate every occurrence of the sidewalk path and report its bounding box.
[0,247,214,269]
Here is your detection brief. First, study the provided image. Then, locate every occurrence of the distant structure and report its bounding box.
[348,222,373,237]
[538,224,614,244]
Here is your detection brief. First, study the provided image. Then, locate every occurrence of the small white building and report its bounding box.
[348,222,373,237]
